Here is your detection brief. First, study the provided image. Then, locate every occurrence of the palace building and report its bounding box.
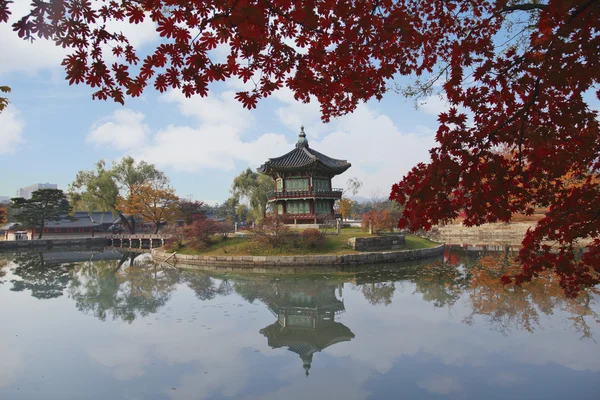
[257,126,351,224]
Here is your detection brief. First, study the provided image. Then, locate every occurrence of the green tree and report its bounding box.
[11,189,72,239]
[231,168,275,223]
[69,157,168,233]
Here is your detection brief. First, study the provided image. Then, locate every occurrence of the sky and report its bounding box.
[0,3,447,205]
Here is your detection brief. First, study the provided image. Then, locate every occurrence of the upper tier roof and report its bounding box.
[257,126,351,175]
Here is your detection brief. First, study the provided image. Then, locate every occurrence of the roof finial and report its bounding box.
[296,125,308,148]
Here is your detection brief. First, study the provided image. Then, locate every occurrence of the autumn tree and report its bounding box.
[69,157,168,234]
[361,210,399,233]
[338,198,356,221]
[0,205,5,224]
[116,184,180,234]
[11,189,72,239]
[4,1,599,293]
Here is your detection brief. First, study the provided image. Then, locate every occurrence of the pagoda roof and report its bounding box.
[260,321,355,358]
[257,126,351,175]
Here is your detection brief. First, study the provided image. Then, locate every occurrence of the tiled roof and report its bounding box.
[73,211,120,224]
[257,127,351,175]
[45,216,102,228]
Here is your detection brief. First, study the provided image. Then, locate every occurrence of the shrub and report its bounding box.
[184,215,217,250]
[216,221,234,240]
[251,215,298,248]
[162,225,186,251]
[301,228,325,248]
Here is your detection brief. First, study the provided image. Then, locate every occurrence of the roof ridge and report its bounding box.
[303,147,317,159]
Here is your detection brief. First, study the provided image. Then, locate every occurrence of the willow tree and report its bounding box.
[231,168,275,223]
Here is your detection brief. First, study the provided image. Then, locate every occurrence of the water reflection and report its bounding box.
[10,253,77,299]
[235,279,354,376]
[69,255,180,323]
[1,248,599,399]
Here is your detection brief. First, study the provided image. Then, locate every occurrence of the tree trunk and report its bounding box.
[154,223,159,234]
[118,212,135,234]
[38,221,44,239]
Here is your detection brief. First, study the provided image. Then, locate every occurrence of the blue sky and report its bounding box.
[0,4,446,204]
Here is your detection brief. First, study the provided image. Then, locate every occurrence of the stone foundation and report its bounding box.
[348,235,406,251]
[151,243,443,272]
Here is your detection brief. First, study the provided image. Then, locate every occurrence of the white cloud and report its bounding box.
[314,105,436,196]
[87,109,150,150]
[273,88,326,138]
[135,90,292,172]
[419,93,450,116]
[0,106,25,154]
[417,375,463,396]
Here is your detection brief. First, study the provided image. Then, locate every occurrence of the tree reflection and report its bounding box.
[0,257,7,281]
[412,262,468,308]
[68,255,180,323]
[10,253,76,299]
[464,253,600,339]
[181,272,233,300]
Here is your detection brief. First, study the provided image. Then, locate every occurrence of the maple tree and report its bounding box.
[0,206,6,225]
[0,85,10,113]
[3,1,599,294]
[183,214,218,250]
[116,183,180,233]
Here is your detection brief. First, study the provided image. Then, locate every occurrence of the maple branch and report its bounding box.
[262,0,338,38]
[501,3,548,13]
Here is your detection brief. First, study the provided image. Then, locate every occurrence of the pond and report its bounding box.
[0,247,599,400]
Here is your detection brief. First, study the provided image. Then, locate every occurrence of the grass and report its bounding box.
[174,227,439,257]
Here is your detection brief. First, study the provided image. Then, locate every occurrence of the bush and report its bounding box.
[162,225,186,251]
[301,228,325,248]
[184,215,217,250]
[251,215,298,248]
[215,221,234,240]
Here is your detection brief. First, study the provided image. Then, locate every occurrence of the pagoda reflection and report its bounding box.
[253,279,355,376]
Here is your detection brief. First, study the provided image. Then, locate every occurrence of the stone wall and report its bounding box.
[0,238,106,251]
[425,222,533,246]
[347,235,406,251]
[151,243,444,272]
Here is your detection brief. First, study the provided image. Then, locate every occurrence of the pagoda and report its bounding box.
[257,126,351,224]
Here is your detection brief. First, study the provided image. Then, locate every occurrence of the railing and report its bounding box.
[267,189,343,201]
[279,213,342,220]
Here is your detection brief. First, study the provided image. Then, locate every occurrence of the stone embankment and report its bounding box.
[348,234,405,251]
[151,243,444,272]
[0,237,106,250]
[425,222,534,246]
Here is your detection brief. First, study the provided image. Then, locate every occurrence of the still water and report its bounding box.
[1,248,599,400]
